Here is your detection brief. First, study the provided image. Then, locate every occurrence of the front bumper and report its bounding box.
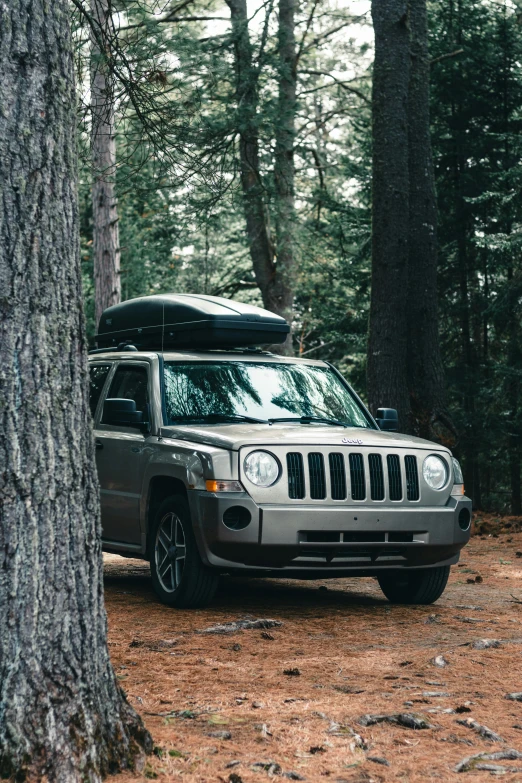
[188,491,472,576]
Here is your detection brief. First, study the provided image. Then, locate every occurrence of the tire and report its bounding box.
[377,565,450,605]
[150,494,219,608]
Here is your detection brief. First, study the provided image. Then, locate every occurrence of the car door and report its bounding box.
[94,361,150,546]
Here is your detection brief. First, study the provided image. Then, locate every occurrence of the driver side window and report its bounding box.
[102,365,149,424]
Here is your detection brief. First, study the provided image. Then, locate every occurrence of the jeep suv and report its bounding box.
[88,294,471,608]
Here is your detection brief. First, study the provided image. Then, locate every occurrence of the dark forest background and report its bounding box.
[75,0,522,514]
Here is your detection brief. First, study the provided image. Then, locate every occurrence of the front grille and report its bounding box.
[329,453,346,500]
[349,453,366,500]
[387,454,402,500]
[287,452,305,499]
[405,455,420,501]
[368,453,385,500]
[285,450,422,503]
[308,453,326,499]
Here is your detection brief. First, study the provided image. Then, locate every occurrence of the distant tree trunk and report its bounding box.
[91,0,121,328]
[498,10,521,516]
[407,0,446,440]
[507,265,522,514]
[226,0,294,353]
[0,1,151,779]
[368,0,411,429]
[449,0,481,506]
[455,157,481,505]
[273,0,297,354]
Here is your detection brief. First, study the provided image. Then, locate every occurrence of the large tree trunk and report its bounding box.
[226,0,294,352]
[91,0,121,328]
[367,0,411,429]
[0,1,151,779]
[273,0,297,354]
[407,0,446,440]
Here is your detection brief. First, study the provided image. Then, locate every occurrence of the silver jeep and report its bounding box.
[88,295,471,608]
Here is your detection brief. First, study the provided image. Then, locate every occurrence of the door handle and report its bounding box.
[95,440,103,450]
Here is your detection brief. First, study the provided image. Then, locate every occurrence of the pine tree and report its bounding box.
[367,0,411,428]
[407,0,446,440]
[0,1,152,777]
[90,0,121,327]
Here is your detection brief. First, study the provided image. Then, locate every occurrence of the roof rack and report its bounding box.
[87,344,272,356]
[88,342,138,355]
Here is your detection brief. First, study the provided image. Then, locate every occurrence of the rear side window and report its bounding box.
[103,365,149,423]
[89,364,111,417]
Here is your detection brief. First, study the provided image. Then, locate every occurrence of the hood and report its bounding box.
[159,422,451,454]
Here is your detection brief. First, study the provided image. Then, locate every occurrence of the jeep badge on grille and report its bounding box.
[342,437,363,445]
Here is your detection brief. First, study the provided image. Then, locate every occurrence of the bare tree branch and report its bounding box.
[295,0,321,68]
[300,69,370,103]
[430,48,464,65]
[301,16,366,53]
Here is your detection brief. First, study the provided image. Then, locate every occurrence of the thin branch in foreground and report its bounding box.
[295,0,321,68]
[430,48,464,65]
[300,69,370,103]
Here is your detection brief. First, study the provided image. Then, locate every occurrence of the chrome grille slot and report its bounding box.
[308,453,326,499]
[405,455,420,501]
[387,454,402,500]
[368,453,385,500]
[349,453,366,500]
[329,453,346,500]
[287,452,305,499]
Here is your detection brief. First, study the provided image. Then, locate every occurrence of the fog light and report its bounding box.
[458,508,471,531]
[223,506,252,531]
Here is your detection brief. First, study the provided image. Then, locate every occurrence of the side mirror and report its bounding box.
[103,398,143,427]
[375,407,399,432]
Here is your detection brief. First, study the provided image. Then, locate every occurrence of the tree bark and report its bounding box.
[273,0,297,354]
[368,0,411,429]
[0,1,152,779]
[407,0,446,440]
[91,0,121,328]
[226,0,294,353]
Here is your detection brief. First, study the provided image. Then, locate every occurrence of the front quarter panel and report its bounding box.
[139,436,238,551]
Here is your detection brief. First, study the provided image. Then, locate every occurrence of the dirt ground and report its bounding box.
[106,520,522,783]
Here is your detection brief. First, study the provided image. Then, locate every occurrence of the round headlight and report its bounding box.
[423,455,448,490]
[244,451,280,487]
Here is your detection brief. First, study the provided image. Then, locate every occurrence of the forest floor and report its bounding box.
[106,515,522,783]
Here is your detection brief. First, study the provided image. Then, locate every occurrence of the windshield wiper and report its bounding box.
[170,413,269,425]
[268,416,348,428]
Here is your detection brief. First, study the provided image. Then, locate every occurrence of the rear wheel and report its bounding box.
[377,565,450,605]
[150,494,219,608]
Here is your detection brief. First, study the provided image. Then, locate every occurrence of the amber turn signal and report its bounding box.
[205,480,243,493]
[451,484,465,496]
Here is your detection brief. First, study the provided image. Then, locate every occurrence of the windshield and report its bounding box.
[163,361,374,429]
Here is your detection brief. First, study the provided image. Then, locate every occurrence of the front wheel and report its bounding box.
[150,494,219,608]
[377,566,450,605]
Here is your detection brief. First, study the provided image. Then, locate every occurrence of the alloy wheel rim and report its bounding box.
[155,511,186,593]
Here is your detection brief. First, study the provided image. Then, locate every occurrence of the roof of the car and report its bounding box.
[88,350,328,368]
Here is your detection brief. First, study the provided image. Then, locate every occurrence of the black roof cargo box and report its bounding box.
[95,294,290,349]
